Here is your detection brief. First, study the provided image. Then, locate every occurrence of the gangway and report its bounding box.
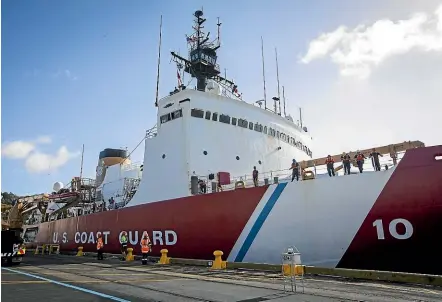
[300,140,424,170]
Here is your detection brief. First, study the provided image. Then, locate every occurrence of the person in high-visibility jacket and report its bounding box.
[97,233,104,260]
[120,231,128,261]
[140,234,151,265]
[354,151,366,173]
[325,155,335,177]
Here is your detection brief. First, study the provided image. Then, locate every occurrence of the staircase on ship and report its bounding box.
[45,177,97,220]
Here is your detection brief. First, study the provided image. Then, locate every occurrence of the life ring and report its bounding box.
[235,180,245,189]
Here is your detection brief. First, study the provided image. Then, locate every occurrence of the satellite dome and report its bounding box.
[53,182,64,192]
[206,81,221,95]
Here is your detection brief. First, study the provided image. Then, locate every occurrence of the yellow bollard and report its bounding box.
[126,248,134,261]
[158,249,170,265]
[282,264,304,276]
[211,250,226,269]
[76,246,84,257]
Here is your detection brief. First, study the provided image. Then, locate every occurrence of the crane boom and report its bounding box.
[300,140,425,169]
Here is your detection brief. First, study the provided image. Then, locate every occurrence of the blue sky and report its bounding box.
[2,0,442,195]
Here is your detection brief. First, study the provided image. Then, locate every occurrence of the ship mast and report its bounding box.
[171,10,239,98]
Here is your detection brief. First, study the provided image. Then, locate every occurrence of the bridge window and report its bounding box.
[231,117,237,126]
[248,122,253,130]
[172,109,182,120]
[160,113,171,124]
[238,119,248,128]
[212,113,218,121]
[191,108,204,118]
[205,111,211,120]
[290,137,294,145]
[219,114,231,124]
[263,126,267,134]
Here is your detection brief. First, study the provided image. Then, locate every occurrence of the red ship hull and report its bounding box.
[33,146,442,275]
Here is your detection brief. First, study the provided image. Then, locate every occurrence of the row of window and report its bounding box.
[191,108,312,158]
[160,109,183,124]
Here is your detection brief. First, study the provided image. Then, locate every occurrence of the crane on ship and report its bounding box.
[169,9,241,99]
[5,177,98,232]
[5,193,49,235]
[299,140,425,179]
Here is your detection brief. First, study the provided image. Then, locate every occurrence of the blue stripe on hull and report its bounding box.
[234,182,288,262]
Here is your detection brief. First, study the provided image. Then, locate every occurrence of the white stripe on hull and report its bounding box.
[229,168,395,267]
[227,185,279,262]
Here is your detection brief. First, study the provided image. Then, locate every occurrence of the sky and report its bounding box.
[2,0,442,195]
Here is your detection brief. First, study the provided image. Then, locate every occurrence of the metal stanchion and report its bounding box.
[281,246,304,293]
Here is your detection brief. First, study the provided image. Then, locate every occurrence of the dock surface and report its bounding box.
[2,254,441,301]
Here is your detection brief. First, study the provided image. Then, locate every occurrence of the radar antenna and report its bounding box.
[171,10,241,99]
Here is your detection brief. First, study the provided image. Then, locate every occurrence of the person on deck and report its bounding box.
[252,166,259,187]
[290,159,300,182]
[341,152,351,175]
[369,148,383,171]
[198,179,206,194]
[140,233,152,265]
[96,233,104,260]
[354,151,366,173]
[325,155,335,177]
[120,231,128,261]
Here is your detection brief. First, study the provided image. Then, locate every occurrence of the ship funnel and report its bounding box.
[95,148,129,187]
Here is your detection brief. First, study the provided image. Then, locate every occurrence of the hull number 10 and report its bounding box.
[373,218,413,240]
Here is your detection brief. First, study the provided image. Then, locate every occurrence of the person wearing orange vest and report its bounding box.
[96,233,104,260]
[354,150,366,173]
[140,234,151,265]
[341,152,351,175]
[325,155,335,177]
[289,159,299,182]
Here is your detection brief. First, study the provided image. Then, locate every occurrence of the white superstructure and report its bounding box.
[127,87,312,206]
[95,9,314,207]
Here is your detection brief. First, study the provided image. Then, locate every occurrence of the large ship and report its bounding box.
[11,10,442,275]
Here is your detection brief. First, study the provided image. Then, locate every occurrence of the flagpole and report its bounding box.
[79,144,84,179]
[154,14,163,107]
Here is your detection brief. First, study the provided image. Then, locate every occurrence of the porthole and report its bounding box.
[258,160,262,165]
[162,154,166,159]
[203,151,208,155]
[236,156,240,160]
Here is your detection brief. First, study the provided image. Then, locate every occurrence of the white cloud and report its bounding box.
[294,3,442,158]
[52,69,78,80]
[1,140,36,159]
[300,3,442,79]
[2,136,80,173]
[34,136,52,144]
[25,146,80,174]
[2,136,52,159]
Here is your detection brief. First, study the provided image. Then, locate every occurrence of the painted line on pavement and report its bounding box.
[2,267,130,302]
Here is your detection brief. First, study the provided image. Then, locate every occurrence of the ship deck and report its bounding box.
[2,254,441,301]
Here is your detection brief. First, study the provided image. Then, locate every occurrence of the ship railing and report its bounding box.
[191,152,406,194]
[146,125,158,139]
[120,161,143,172]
